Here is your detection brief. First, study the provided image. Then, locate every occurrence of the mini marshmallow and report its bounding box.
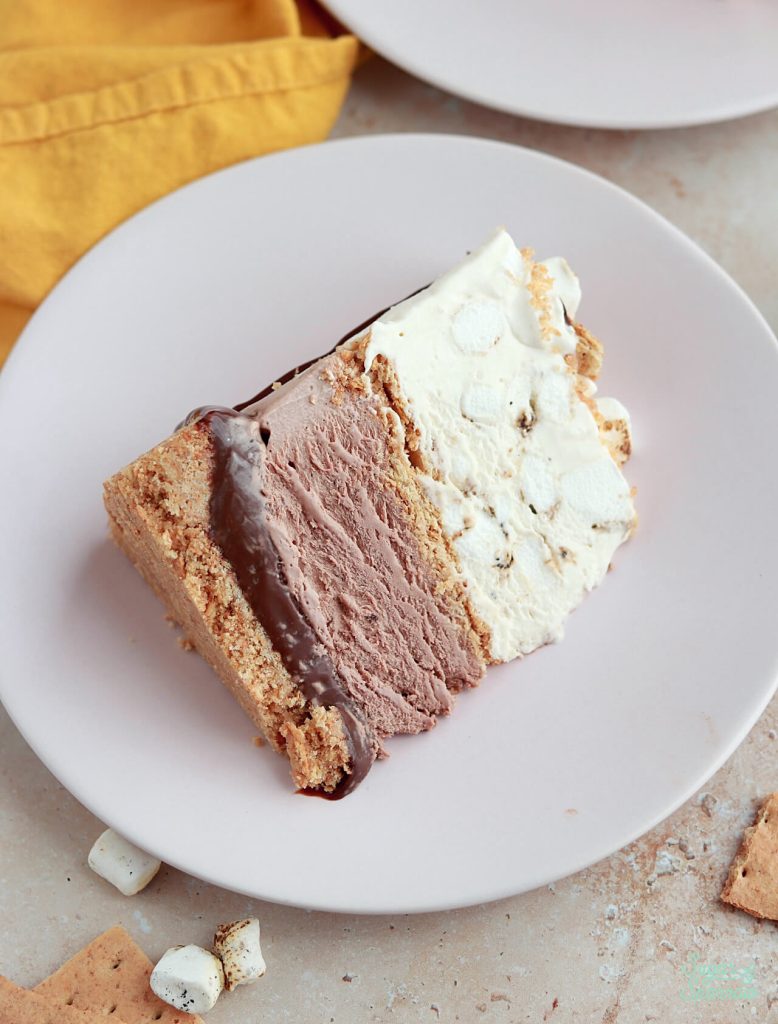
[519,453,558,514]
[150,944,224,1014]
[515,534,555,588]
[454,511,508,566]
[561,457,632,523]
[460,383,502,424]
[87,828,161,896]
[507,372,534,426]
[535,370,572,422]
[452,301,506,353]
[213,918,266,990]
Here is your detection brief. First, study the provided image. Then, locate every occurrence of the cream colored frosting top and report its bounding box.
[362,229,635,662]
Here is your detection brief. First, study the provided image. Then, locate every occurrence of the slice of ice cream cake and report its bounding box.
[104,229,636,797]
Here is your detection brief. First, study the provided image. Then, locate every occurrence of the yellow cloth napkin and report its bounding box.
[0,0,359,365]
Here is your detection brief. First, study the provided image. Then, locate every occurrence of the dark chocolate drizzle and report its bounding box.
[200,408,375,798]
[233,305,391,412]
[234,288,427,412]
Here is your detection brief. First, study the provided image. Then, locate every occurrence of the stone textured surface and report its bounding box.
[2,57,778,1023]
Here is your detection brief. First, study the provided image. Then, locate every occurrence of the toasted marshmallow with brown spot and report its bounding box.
[213,918,266,990]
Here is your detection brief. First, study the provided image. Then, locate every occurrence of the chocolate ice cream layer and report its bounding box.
[239,355,484,748]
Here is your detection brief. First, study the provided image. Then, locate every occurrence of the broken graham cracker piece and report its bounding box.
[33,926,202,1024]
[721,793,778,921]
[0,975,131,1024]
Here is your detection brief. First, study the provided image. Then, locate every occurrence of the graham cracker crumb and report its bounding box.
[600,417,632,467]
[572,320,603,380]
[561,323,629,470]
[528,259,561,340]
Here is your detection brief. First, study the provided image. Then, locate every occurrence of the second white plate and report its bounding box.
[326,0,778,129]
[1,135,778,913]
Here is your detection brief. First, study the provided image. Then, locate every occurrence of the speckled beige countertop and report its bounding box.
[2,56,777,1024]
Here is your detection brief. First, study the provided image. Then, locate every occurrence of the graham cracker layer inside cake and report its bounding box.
[328,347,492,663]
[104,422,351,793]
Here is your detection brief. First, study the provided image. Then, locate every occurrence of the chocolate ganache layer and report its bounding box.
[202,407,375,798]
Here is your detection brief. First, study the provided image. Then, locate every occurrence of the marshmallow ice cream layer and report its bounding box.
[363,229,636,662]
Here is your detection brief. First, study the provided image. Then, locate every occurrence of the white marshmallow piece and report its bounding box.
[452,300,506,353]
[87,828,161,896]
[151,945,224,1014]
[561,457,632,523]
[213,918,266,990]
[519,453,558,514]
[460,383,502,424]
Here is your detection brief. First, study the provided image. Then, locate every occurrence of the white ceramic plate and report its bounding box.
[1,135,777,914]
[325,0,778,129]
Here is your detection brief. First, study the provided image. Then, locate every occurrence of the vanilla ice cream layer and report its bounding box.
[362,229,636,662]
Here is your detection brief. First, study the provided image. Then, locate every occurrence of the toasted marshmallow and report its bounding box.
[87,828,161,896]
[363,229,636,661]
[213,918,266,990]
[150,945,224,1014]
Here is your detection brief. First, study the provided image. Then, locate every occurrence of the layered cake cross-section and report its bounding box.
[104,229,636,797]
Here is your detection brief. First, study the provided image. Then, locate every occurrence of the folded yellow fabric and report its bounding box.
[0,0,359,365]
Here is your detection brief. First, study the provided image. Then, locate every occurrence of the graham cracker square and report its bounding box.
[33,926,201,1024]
